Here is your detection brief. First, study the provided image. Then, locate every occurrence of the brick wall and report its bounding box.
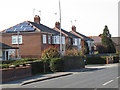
[1,65,32,83]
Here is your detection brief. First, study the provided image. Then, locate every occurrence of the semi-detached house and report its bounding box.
[1,15,82,59]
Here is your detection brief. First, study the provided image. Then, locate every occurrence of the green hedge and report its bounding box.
[86,56,107,64]
[50,58,63,72]
[113,55,119,63]
[31,59,51,75]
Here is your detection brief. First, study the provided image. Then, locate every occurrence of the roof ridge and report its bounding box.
[52,27,68,36]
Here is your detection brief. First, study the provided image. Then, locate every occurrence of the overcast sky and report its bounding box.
[0,0,119,37]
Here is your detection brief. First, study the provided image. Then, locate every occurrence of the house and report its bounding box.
[88,36,102,52]
[1,15,66,59]
[52,22,82,51]
[69,25,94,54]
[111,37,120,54]
[0,42,18,60]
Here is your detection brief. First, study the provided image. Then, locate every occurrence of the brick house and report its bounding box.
[52,22,82,51]
[69,26,94,54]
[1,15,66,59]
[0,42,18,60]
[1,15,83,59]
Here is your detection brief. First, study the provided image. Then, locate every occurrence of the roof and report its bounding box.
[111,37,120,45]
[70,31,94,41]
[53,27,80,38]
[88,36,101,44]
[0,42,18,49]
[29,21,61,35]
[2,21,61,36]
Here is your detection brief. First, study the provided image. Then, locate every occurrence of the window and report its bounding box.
[69,38,71,45]
[43,35,46,44]
[62,36,65,44]
[56,36,60,44]
[78,39,81,45]
[12,35,22,44]
[73,38,77,46]
[52,36,55,44]
[48,36,51,44]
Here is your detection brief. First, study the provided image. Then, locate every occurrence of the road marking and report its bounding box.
[102,80,114,86]
[116,76,120,79]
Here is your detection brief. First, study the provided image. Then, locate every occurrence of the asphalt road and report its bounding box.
[20,64,119,88]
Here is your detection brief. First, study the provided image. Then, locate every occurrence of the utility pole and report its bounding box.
[59,0,62,56]
[17,31,20,59]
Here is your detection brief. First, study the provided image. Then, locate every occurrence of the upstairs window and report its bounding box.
[43,35,47,44]
[48,36,51,44]
[73,38,77,46]
[12,35,22,44]
[56,36,60,44]
[62,36,65,44]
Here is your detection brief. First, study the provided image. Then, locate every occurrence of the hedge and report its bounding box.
[86,56,107,64]
[50,58,63,72]
[31,59,51,75]
[113,55,119,63]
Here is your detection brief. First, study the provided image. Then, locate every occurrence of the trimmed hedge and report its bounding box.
[31,59,51,75]
[86,56,107,64]
[50,58,63,72]
[113,55,119,63]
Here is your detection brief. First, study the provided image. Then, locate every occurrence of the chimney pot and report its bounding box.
[72,25,76,32]
[55,22,60,29]
[34,15,40,24]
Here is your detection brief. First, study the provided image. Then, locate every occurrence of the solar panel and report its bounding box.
[6,29,15,32]
[25,27,35,31]
[12,25,22,28]
[22,25,32,28]
[15,28,24,31]
[19,22,29,25]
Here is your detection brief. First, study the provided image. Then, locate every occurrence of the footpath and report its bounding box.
[1,63,118,88]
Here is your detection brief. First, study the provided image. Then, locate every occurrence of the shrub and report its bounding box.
[41,46,60,59]
[50,58,63,72]
[63,49,83,56]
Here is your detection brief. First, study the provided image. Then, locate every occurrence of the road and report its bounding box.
[19,64,119,88]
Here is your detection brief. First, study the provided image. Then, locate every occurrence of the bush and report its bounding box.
[63,49,83,56]
[41,46,60,59]
[50,58,63,72]
[86,56,107,64]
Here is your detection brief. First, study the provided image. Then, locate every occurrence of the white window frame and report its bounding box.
[56,36,60,44]
[48,36,51,44]
[62,36,65,44]
[12,35,22,44]
[43,35,47,44]
[73,38,77,46]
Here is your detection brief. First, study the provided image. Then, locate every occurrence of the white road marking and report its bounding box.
[116,76,120,79]
[103,80,114,86]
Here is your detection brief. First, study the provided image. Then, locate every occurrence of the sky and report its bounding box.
[0,0,119,37]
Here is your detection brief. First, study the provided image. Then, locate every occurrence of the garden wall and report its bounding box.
[1,65,32,83]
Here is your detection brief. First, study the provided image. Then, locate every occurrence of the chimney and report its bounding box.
[55,22,60,29]
[72,25,76,32]
[34,15,40,24]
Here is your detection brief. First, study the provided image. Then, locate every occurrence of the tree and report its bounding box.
[101,25,116,53]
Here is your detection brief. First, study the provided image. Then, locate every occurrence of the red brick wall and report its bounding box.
[1,65,32,83]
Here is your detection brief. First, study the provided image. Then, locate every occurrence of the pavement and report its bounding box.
[1,63,118,88]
